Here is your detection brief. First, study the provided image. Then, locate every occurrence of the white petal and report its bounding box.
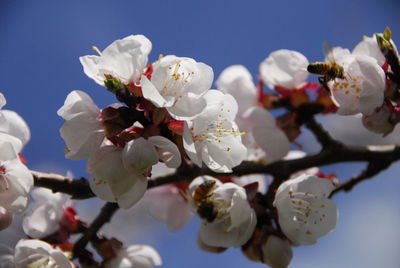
[141,75,173,108]
[216,65,257,113]
[145,185,192,231]
[122,138,158,174]
[260,49,309,89]
[148,136,181,168]
[183,122,202,167]
[0,110,30,147]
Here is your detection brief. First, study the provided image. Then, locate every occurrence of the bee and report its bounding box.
[191,180,219,223]
[307,42,346,91]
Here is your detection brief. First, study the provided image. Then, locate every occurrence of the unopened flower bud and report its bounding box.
[261,236,293,268]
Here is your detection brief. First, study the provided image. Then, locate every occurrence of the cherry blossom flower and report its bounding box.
[261,235,293,268]
[0,139,33,213]
[362,101,400,136]
[273,174,338,246]
[0,93,31,152]
[58,90,105,160]
[353,35,386,66]
[22,188,72,238]
[104,244,162,268]
[14,239,73,268]
[328,54,386,115]
[216,65,257,113]
[122,136,181,174]
[215,66,290,162]
[145,184,192,231]
[87,145,148,209]
[141,55,213,119]
[259,49,309,90]
[239,106,290,162]
[183,90,247,172]
[80,35,152,86]
[189,177,257,248]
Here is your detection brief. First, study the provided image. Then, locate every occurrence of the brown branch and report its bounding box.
[331,159,392,196]
[33,145,400,199]
[72,202,119,260]
[32,170,95,199]
[304,116,344,149]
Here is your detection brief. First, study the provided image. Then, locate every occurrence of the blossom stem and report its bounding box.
[72,202,119,260]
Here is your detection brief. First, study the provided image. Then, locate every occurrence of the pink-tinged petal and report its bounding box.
[122,138,158,174]
[148,136,181,168]
[146,185,192,231]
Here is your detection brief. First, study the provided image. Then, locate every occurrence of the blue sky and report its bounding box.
[1,0,400,267]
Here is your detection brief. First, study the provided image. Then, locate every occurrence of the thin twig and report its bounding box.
[331,160,392,196]
[72,202,119,259]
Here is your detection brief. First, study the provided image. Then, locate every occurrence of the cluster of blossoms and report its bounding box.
[0,27,399,268]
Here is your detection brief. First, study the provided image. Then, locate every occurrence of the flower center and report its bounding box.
[160,61,195,100]
[288,191,327,236]
[193,109,245,152]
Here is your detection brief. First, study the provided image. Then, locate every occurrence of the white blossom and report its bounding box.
[87,145,148,209]
[239,106,290,162]
[122,136,181,174]
[189,177,257,248]
[58,90,105,160]
[353,35,386,66]
[183,90,247,172]
[141,55,213,120]
[0,93,30,152]
[145,184,192,231]
[104,244,162,268]
[14,239,73,268]
[273,174,338,246]
[216,65,257,113]
[0,139,33,213]
[80,35,152,86]
[259,49,309,90]
[22,188,72,238]
[328,54,386,115]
